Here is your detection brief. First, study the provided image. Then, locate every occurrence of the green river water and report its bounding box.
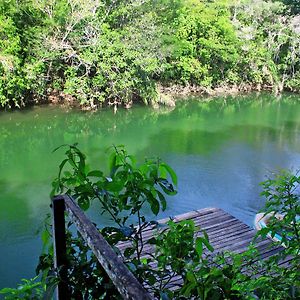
[1,92,300,289]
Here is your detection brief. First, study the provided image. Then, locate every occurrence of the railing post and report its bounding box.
[52,195,69,300]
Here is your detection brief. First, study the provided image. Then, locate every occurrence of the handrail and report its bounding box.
[52,194,153,300]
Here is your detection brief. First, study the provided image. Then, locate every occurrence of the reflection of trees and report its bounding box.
[1,93,300,171]
[0,105,175,240]
[141,93,300,155]
[141,122,300,156]
[0,180,36,239]
[142,128,230,155]
[0,92,300,243]
[178,92,300,113]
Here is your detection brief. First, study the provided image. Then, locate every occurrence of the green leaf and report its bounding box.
[87,170,103,177]
[127,155,136,166]
[140,257,148,265]
[41,229,50,247]
[186,271,196,283]
[159,164,167,179]
[124,247,135,258]
[147,237,157,244]
[158,179,177,195]
[109,152,117,174]
[160,163,178,186]
[58,158,68,180]
[52,144,68,153]
[157,190,167,211]
[202,230,214,252]
[0,288,14,294]
[195,237,203,257]
[78,197,90,211]
[106,180,124,193]
[182,282,197,297]
[147,274,157,285]
[149,198,160,215]
[203,236,214,252]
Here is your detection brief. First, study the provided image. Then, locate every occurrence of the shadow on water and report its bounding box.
[139,122,300,156]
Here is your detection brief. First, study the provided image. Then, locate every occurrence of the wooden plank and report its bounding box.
[136,209,227,241]
[211,232,255,252]
[278,256,295,267]
[184,210,230,224]
[118,222,250,254]
[117,211,233,251]
[199,219,246,235]
[62,195,153,300]
[204,228,253,246]
[193,210,231,222]
[53,195,288,298]
[197,216,242,231]
[155,208,222,228]
[118,208,286,267]
[255,240,280,255]
[204,224,252,239]
[158,207,218,224]
[164,243,288,289]
[233,238,272,255]
[202,222,250,237]
[114,207,290,295]
[138,211,229,242]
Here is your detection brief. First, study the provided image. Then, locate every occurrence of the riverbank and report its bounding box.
[27,82,299,112]
[156,83,275,107]
[1,84,299,114]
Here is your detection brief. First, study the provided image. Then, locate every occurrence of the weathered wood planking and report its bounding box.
[128,207,287,256]
[54,195,291,299]
[118,207,292,290]
[54,195,153,300]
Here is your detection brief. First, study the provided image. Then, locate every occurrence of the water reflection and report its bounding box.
[0,92,300,288]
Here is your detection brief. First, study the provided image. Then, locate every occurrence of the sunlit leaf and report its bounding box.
[195,237,203,257]
[160,163,178,186]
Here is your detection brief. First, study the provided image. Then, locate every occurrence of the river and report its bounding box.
[1,92,300,289]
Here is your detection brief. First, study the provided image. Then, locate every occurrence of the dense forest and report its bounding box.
[0,0,300,109]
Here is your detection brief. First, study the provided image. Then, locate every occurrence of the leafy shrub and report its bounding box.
[1,147,300,299]
[0,276,54,300]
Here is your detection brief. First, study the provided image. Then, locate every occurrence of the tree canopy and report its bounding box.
[0,0,299,108]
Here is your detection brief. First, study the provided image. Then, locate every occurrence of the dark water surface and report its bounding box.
[1,93,300,288]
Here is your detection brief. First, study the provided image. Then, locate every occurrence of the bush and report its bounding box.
[0,0,300,108]
[1,146,299,299]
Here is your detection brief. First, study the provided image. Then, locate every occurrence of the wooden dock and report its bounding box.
[158,207,284,255]
[53,195,292,299]
[118,207,292,291]
[120,207,287,258]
